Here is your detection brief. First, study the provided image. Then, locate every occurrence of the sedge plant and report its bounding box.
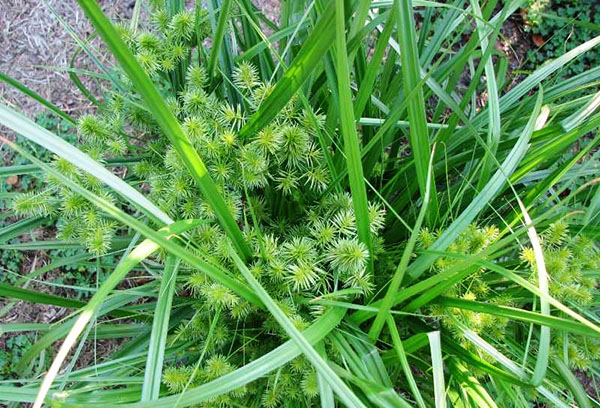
[0,0,600,407]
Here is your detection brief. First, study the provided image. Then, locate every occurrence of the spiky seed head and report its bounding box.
[253,125,282,155]
[169,10,195,40]
[186,65,208,89]
[163,365,193,393]
[115,23,136,46]
[543,221,568,248]
[280,125,309,166]
[164,147,181,170]
[301,370,319,398]
[230,301,252,320]
[282,237,317,264]
[150,9,170,31]
[332,209,356,236]
[61,191,87,216]
[169,43,187,62]
[136,50,159,76]
[520,246,536,267]
[233,61,259,90]
[203,355,234,380]
[84,221,115,255]
[220,129,237,149]
[310,219,336,246]
[326,238,369,275]
[268,258,287,282]
[304,166,329,192]
[57,218,81,241]
[324,192,353,213]
[218,103,246,130]
[304,142,322,168]
[275,170,300,196]
[53,157,79,178]
[299,108,325,134]
[107,138,127,156]
[183,116,208,141]
[78,115,108,141]
[418,227,437,249]
[13,191,55,217]
[136,31,161,51]
[201,283,240,310]
[210,160,233,185]
[186,272,208,297]
[182,88,210,114]
[368,202,386,234]
[262,387,281,408]
[252,83,275,105]
[286,262,321,292]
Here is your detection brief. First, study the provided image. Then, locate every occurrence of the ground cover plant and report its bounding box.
[0,0,600,407]
[524,0,600,78]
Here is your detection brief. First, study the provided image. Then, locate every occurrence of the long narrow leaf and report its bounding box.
[394,0,438,223]
[141,255,181,401]
[239,2,335,138]
[334,0,373,270]
[76,0,252,261]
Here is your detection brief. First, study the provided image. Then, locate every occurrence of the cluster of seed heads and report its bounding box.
[11,3,387,405]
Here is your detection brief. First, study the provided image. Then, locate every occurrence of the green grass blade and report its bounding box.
[387,316,427,408]
[141,255,181,401]
[29,220,200,408]
[449,358,498,408]
[428,331,446,408]
[76,0,252,261]
[0,164,40,176]
[433,297,598,338]
[519,202,550,386]
[0,72,75,124]
[458,325,571,408]
[334,0,373,271]
[236,21,308,63]
[331,364,411,408]
[0,386,37,403]
[426,251,600,336]
[553,357,591,408]
[239,2,335,138]
[560,90,600,132]
[394,0,438,224]
[501,36,600,112]
[315,342,335,408]
[0,283,85,311]
[208,0,233,78]
[584,185,600,224]
[51,308,348,407]
[470,0,501,190]
[0,216,47,244]
[354,9,395,119]
[69,38,102,106]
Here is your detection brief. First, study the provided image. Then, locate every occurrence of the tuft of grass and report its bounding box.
[0,1,599,407]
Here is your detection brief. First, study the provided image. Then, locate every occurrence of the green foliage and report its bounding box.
[525,0,600,77]
[1,1,600,407]
[0,334,34,378]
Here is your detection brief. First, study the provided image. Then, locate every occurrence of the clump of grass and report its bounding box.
[1,1,600,407]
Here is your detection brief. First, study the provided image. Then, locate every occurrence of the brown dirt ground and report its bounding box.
[0,0,136,116]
